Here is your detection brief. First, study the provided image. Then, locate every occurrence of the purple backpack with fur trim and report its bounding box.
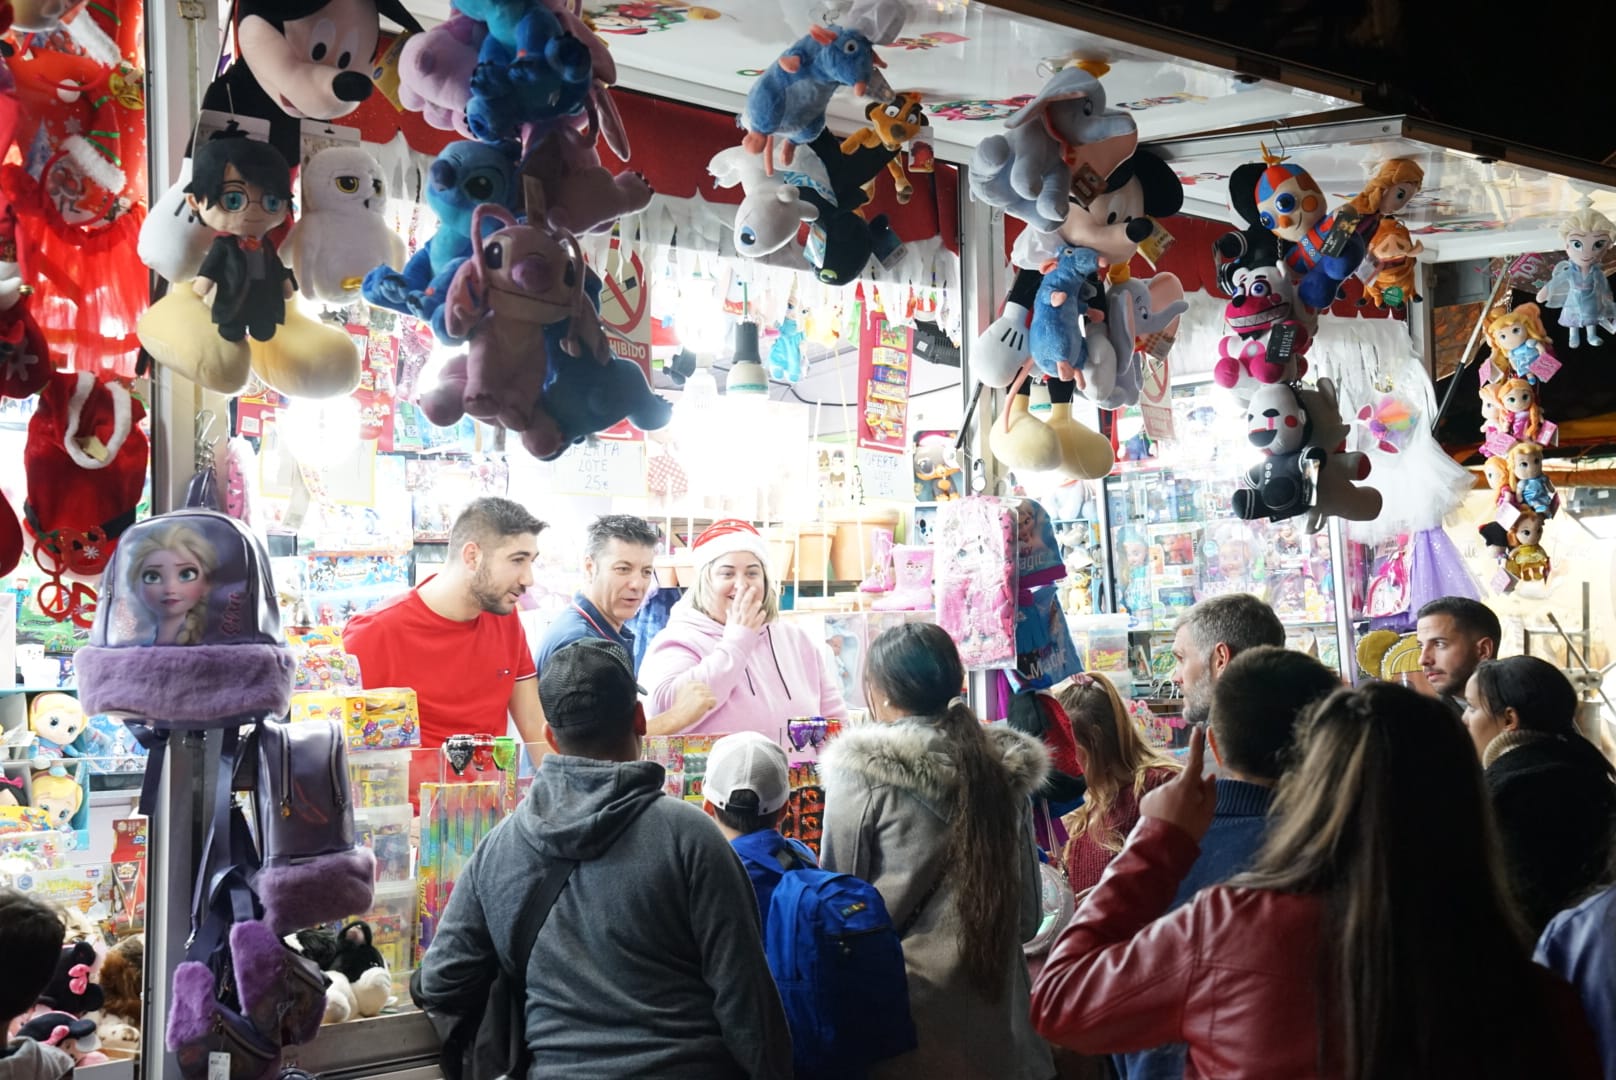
[77,509,374,1078]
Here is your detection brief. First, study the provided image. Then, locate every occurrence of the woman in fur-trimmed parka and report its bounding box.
[820,623,1056,1080]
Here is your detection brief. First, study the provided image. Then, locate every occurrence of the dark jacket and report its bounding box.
[415,754,792,1079]
[1537,882,1616,1080]
[1484,729,1616,934]
[1031,816,1601,1078]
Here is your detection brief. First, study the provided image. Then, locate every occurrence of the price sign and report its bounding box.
[534,439,647,497]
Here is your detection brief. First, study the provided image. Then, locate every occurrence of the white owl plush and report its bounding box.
[283,146,407,304]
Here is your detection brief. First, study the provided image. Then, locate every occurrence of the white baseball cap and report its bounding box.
[705,732,790,815]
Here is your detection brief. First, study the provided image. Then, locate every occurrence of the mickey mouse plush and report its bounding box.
[201,0,425,166]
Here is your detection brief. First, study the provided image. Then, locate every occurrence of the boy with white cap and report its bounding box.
[703,731,818,923]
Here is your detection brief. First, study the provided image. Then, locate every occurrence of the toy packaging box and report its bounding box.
[288,626,366,692]
[291,688,421,751]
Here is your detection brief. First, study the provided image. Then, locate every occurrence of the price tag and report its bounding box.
[1530,351,1562,382]
[1267,322,1302,367]
[1135,218,1176,268]
[1494,501,1522,530]
[208,1051,231,1080]
[1319,208,1363,258]
[1491,567,1515,593]
[1069,163,1105,208]
[1538,419,1559,446]
[1478,359,1496,384]
[1481,429,1516,458]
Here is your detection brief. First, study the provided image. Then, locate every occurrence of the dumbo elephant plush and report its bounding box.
[969,66,1138,232]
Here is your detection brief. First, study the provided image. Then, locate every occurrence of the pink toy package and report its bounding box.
[935,497,1018,670]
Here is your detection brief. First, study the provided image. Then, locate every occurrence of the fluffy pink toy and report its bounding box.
[397,14,483,137]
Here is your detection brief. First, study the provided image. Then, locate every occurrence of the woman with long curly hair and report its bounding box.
[820,622,1054,1079]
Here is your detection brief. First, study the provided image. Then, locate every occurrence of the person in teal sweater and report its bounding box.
[1117,645,1338,1080]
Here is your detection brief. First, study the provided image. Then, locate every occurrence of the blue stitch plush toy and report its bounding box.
[769,301,806,382]
[740,22,891,171]
[362,140,520,333]
[464,6,593,143]
[1029,246,1101,378]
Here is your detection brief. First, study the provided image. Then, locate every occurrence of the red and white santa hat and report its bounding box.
[691,518,770,573]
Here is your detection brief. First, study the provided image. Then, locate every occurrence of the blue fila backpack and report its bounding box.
[758,849,918,1078]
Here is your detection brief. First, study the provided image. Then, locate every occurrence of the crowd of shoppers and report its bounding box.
[394,518,1616,1080]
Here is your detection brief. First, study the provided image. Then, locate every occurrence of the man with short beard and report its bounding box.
[345,497,546,751]
[1169,593,1286,726]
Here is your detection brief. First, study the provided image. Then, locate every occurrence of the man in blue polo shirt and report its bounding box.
[534,514,715,733]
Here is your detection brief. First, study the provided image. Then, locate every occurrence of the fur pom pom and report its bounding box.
[165,962,218,1050]
[258,846,376,936]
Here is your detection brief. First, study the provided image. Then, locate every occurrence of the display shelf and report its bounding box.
[1,685,77,693]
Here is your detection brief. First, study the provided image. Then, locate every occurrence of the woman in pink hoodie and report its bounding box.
[640,520,845,737]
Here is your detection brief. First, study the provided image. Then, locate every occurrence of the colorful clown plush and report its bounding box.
[1242,149,1367,310]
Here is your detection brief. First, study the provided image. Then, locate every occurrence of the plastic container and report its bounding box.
[349,749,411,809]
[1074,614,1132,673]
[353,804,413,883]
[363,879,418,981]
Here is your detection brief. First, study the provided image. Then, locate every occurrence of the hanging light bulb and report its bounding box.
[726,320,769,397]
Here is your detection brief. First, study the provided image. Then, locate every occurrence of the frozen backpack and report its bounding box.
[743,838,918,1079]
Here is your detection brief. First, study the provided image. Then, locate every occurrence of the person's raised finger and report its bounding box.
[1182,724,1205,779]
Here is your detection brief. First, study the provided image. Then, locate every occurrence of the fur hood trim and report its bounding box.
[820,719,1049,803]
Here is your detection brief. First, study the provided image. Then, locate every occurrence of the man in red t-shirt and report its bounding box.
[344,497,546,750]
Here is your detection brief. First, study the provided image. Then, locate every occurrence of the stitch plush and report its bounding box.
[968,64,1139,233]
[362,140,521,334]
[519,113,652,236]
[397,13,484,136]
[418,203,603,455]
[282,145,406,304]
[1536,208,1616,347]
[1028,245,1102,379]
[463,5,593,144]
[740,21,894,172]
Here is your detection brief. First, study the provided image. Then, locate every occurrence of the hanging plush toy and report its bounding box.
[708,141,827,259]
[461,4,593,144]
[1507,439,1557,517]
[1345,158,1424,241]
[1248,151,1366,310]
[282,145,405,304]
[419,203,604,458]
[1503,509,1551,583]
[1028,245,1102,379]
[968,63,1139,234]
[839,91,930,204]
[1231,379,1380,531]
[362,139,521,335]
[739,15,896,172]
[519,110,652,236]
[1360,217,1424,309]
[1214,262,1310,389]
[186,134,296,343]
[1482,303,1559,385]
[198,0,424,166]
[1535,208,1616,348]
[769,294,805,382]
[396,13,483,137]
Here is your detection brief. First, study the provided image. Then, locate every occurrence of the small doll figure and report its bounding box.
[1536,208,1616,348]
[1348,158,1425,234]
[0,775,25,807]
[1507,440,1557,517]
[184,134,296,343]
[28,693,86,763]
[123,522,218,645]
[1504,510,1551,583]
[1484,304,1556,384]
[1496,377,1542,442]
[30,767,83,832]
[1482,454,1517,510]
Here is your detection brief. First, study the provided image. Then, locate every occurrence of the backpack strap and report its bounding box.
[499,858,578,984]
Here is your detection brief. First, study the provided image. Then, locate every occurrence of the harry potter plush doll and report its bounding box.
[185,135,296,343]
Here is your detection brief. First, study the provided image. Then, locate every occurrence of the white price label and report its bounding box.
[208,1051,232,1080]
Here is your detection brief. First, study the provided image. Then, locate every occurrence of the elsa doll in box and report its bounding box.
[1537,208,1616,347]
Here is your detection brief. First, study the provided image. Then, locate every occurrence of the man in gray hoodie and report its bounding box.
[414,638,793,1078]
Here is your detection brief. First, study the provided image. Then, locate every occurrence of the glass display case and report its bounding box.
[1101,381,1352,703]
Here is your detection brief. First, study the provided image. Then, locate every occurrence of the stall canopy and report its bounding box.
[404,0,1362,165]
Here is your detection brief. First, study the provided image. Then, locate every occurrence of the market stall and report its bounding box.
[1,0,1614,1077]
